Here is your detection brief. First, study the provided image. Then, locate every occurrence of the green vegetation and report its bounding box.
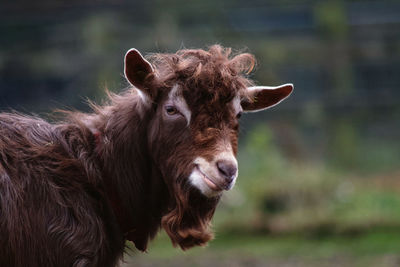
[212,125,400,235]
[124,231,400,267]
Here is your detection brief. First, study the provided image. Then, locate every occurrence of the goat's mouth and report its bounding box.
[195,166,223,192]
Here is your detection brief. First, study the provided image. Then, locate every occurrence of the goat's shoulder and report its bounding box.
[0,112,56,148]
[0,112,97,183]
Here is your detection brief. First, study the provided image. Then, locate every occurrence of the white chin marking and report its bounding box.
[189,154,238,198]
[189,168,222,198]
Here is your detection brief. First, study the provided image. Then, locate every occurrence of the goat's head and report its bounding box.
[124,45,293,249]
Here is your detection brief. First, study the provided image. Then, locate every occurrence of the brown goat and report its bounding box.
[0,45,293,267]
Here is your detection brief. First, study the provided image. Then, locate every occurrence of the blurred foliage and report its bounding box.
[314,0,348,39]
[214,124,400,237]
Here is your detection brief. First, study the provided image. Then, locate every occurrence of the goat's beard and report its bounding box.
[161,177,220,250]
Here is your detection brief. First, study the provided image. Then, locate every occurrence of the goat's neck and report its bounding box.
[91,99,167,251]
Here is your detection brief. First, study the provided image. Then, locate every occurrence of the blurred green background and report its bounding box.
[1,0,400,266]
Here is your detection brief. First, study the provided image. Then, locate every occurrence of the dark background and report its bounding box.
[1,0,400,266]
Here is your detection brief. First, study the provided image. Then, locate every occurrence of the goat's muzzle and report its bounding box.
[189,155,238,197]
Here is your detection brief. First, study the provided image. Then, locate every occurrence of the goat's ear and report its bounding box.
[241,83,293,112]
[124,48,154,90]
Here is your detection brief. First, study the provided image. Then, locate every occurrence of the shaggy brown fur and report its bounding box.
[0,45,291,267]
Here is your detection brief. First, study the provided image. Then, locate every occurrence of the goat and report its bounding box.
[0,45,293,266]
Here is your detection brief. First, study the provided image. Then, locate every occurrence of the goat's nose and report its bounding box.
[216,160,237,183]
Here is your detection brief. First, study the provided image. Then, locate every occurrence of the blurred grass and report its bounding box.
[123,230,400,267]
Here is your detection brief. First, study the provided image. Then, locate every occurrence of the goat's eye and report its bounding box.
[236,111,242,119]
[165,105,179,116]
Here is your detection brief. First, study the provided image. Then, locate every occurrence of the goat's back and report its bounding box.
[0,113,124,267]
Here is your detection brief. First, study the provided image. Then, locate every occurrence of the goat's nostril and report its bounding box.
[216,160,237,182]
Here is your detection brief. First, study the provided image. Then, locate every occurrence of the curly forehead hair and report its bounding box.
[147,45,256,100]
